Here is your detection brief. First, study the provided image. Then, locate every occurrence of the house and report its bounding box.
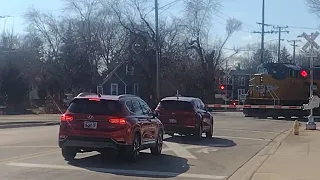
[98,61,140,95]
[218,69,253,102]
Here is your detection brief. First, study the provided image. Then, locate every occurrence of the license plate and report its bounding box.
[84,121,97,129]
[169,119,177,123]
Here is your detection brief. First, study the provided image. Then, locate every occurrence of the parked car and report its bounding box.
[155,96,214,140]
[58,93,164,162]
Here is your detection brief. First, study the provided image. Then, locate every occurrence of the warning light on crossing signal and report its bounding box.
[220,85,225,90]
[300,70,308,77]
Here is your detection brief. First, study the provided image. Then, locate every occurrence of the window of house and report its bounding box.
[96,85,103,94]
[238,77,245,86]
[126,64,134,75]
[219,77,224,84]
[133,83,139,95]
[238,89,246,99]
[110,83,118,95]
[227,77,232,85]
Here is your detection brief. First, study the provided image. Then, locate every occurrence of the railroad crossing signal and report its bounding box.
[299,31,320,51]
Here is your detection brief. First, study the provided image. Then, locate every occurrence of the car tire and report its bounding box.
[206,123,213,138]
[194,125,202,140]
[151,130,163,155]
[127,133,141,162]
[62,147,77,161]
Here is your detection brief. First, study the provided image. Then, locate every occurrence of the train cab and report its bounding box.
[247,63,310,105]
[255,63,308,80]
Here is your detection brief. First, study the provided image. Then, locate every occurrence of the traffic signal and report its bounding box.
[260,76,263,82]
[220,85,225,90]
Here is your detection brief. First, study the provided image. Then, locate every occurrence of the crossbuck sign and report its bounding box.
[300,31,320,51]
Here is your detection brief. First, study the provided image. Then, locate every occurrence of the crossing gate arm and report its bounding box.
[206,104,303,109]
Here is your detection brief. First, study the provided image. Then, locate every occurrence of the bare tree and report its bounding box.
[25,6,64,59]
[306,0,320,16]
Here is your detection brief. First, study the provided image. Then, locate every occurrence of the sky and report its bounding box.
[0,0,320,54]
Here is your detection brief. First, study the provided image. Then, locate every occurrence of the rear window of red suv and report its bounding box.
[158,100,194,111]
[67,98,121,115]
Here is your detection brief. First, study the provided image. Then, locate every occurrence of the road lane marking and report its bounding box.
[214,135,271,142]
[7,162,227,180]
[164,142,197,159]
[0,149,59,164]
[196,148,218,154]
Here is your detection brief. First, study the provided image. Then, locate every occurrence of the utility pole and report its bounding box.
[261,0,265,63]
[273,26,289,63]
[260,0,265,64]
[253,22,275,63]
[287,39,301,64]
[155,0,160,101]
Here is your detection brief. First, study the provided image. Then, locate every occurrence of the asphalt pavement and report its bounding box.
[0,112,293,180]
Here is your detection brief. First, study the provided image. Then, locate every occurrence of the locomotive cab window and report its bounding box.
[288,70,298,78]
[257,66,268,74]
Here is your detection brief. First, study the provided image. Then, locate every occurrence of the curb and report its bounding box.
[0,122,60,129]
[227,128,292,180]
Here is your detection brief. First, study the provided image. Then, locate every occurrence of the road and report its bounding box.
[0,112,292,180]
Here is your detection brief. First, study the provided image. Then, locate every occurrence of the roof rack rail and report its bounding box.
[118,94,137,98]
[76,92,98,97]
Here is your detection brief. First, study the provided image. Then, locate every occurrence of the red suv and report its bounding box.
[58,93,164,162]
[155,96,213,140]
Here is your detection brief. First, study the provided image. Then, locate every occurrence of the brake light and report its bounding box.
[61,114,73,121]
[109,117,126,124]
[89,98,100,101]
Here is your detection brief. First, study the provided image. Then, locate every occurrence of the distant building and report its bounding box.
[218,69,253,103]
[99,61,141,97]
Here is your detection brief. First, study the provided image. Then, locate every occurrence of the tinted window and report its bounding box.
[159,100,194,111]
[138,100,152,115]
[193,100,200,109]
[125,100,135,113]
[198,100,205,110]
[68,99,121,115]
[126,99,143,115]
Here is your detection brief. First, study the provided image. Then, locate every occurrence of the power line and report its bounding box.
[287,39,302,64]
[146,0,181,15]
[287,25,319,30]
[215,9,257,31]
[159,0,181,14]
[273,25,289,63]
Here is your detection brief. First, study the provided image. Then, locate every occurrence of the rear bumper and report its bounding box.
[164,125,196,135]
[58,136,129,150]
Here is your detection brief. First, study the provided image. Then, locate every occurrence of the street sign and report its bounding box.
[300,32,320,51]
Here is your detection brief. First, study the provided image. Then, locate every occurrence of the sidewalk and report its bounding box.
[251,125,320,180]
[0,114,61,129]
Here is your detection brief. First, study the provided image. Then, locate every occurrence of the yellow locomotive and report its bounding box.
[243,62,320,119]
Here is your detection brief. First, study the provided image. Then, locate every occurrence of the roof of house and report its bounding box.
[229,69,254,76]
[100,62,125,86]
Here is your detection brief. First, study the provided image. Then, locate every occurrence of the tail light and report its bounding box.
[61,114,73,121]
[109,117,126,124]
